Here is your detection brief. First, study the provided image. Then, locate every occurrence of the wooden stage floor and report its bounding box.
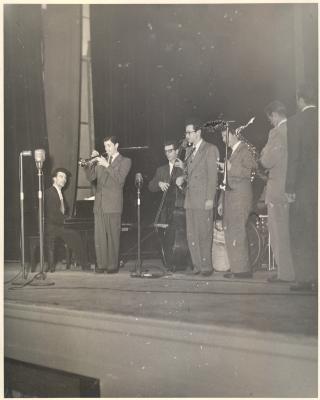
[4,260,318,397]
[4,260,317,337]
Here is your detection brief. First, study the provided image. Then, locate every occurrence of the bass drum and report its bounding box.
[246,213,263,270]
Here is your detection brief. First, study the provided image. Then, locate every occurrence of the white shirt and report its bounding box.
[53,184,65,214]
[169,161,175,175]
[302,105,316,112]
[192,139,203,157]
[276,118,287,128]
[53,184,63,201]
[110,152,119,163]
[231,140,241,155]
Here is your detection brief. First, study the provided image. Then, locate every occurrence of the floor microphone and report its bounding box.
[135,172,143,189]
[34,149,46,170]
[21,150,32,156]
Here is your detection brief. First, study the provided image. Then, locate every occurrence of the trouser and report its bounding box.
[223,187,252,273]
[289,197,318,283]
[186,208,213,273]
[47,226,88,269]
[268,202,294,281]
[94,210,121,272]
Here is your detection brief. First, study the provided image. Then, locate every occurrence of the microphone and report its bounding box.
[135,172,143,189]
[21,150,32,156]
[34,149,46,170]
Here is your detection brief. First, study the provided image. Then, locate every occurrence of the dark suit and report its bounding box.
[85,154,131,272]
[184,140,219,274]
[149,162,185,269]
[260,121,294,281]
[223,142,256,273]
[44,186,88,270]
[286,107,318,283]
[148,163,184,223]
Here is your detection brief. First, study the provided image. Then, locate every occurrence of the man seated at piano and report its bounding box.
[44,168,90,272]
[148,139,185,271]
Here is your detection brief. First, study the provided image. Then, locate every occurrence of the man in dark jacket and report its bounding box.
[286,83,318,291]
[148,139,186,270]
[45,168,88,272]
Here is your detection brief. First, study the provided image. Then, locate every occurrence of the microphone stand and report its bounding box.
[12,153,29,284]
[30,164,54,286]
[131,182,143,277]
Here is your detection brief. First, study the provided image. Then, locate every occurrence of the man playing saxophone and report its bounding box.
[217,124,257,278]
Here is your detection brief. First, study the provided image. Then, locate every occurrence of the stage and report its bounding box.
[4,261,318,397]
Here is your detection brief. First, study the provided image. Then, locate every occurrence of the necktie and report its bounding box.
[60,197,65,215]
[192,146,196,159]
[109,155,113,165]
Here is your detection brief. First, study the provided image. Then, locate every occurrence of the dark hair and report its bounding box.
[185,118,203,132]
[163,139,177,149]
[264,100,287,117]
[51,167,71,179]
[297,83,316,104]
[103,135,119,145]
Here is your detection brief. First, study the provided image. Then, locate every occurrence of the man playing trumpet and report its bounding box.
[83,135,131,274]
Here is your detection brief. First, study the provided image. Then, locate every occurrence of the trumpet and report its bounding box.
[78,152,108,167]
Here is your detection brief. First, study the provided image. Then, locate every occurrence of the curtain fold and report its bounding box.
[42,5,82,214]
[4,5,48,259]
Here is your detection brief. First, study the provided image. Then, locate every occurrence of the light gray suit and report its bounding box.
[184,140,219,273]
[260,122,294,281]
[85,154,131,272]
[224,142,256,273]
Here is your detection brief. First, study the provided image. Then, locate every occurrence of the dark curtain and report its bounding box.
[4,5,49,259]
[42,5,82,214]
[90,4,298,222]
[90,4,298,155]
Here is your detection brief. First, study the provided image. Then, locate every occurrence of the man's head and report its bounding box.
[104,135,119,157]
[184,118,202,145]
[51,167,70,189]
[264,100,287,127]
[221,127,239,147]
[163,139,179,163]
[296,83,316,110]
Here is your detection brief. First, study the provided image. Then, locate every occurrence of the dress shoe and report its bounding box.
[224,271,253,279]
[82,263,92,271]
[107,269,118,274]
[201,270,213,277]
[267,275,286,283]
[95,268,106,274]
[185,269,200,276]
[290,282,317,292]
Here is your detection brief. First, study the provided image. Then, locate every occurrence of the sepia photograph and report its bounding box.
[3,2,318,397]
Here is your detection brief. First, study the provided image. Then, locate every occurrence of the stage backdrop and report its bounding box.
[4,5,49,260]
[90,3,305,155]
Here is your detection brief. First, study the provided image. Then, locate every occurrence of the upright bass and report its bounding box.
[153,139,192,271]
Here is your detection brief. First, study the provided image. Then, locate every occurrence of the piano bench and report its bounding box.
[28,235,72,272]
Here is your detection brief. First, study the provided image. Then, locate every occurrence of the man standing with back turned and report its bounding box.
[286,83,318,291]
[260,101,295,283]
[176,119,219,276]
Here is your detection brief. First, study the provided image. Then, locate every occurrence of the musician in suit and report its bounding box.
[218,126,257,278]
[286,83,318,291]
[84,135,131,273]
[45,168,89,272]
[176,119,219,276]
[148,139,184,221]
[148,139,185,270]
[260,101,295,282]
